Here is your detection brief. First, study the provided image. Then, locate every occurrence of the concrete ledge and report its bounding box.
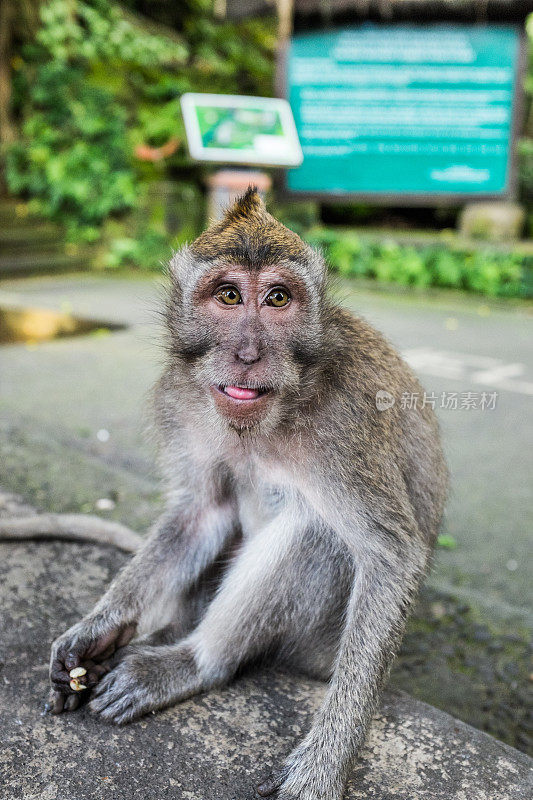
[0,515,531,798]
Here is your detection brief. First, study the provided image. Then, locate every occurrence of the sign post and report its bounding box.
[181,92,303,220]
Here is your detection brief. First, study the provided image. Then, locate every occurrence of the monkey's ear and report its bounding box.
[223,186,264,224]
[168,245,200,287]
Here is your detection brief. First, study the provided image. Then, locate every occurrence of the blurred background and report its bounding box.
[0,0,531,759]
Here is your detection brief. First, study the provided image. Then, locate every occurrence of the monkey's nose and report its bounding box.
[235,345,261,365]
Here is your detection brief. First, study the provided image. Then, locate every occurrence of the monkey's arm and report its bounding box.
[259,531,429,800]
[49,498,236,709]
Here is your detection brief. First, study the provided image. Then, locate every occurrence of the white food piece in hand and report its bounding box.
[69,678,86,692]
[69,667,87,678]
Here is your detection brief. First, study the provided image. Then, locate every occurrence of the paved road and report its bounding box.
[0,274,531,627]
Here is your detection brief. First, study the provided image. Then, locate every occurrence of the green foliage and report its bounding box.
[103,229,171,270]
[6,0,276,256]
[6,61,136,240]
[306,228,528,298]
[38,0,188,67]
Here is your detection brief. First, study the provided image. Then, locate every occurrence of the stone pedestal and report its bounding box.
[459,202,526,242]
[206,169,272,221]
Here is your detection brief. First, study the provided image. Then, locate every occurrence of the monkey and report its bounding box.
[46,188,448,800]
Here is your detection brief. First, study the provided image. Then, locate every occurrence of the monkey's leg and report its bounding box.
[133,575,217,647]
[89,514,312,725]
[257,533,429,800]
[49,500,236,712]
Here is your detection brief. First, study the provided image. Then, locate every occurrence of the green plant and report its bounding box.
[329,234,363,276]
[6,0,276,255]
[305,228,528,298]
[103,229,172,270]
[6,61,136,239]
[431,250,464,288]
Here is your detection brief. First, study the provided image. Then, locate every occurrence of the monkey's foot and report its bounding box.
[255,774,343,800]
[89,643,202,725]
[256,744,344,800]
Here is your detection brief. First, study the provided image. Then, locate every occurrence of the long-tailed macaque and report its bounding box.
[48,189,447,800]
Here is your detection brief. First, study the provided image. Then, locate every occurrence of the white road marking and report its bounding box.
[403,348,533,396]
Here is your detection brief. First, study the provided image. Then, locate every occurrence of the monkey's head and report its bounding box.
[167,188,327,432]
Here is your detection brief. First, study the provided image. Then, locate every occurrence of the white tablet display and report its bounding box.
[181,93,303,167]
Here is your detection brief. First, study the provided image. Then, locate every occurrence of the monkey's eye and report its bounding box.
[214,285,242,305]
[265,287,291,308]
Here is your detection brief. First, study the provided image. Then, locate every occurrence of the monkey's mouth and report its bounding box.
[210,384,274,423]
[217,384,270,402]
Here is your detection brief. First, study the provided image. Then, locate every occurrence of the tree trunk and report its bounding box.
[0,0,16,148]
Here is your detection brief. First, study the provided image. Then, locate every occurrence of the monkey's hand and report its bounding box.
[89,642,202,725]
[48,617,137,714]
[256,740,344,800]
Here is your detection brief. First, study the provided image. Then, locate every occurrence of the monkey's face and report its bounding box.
[178,263,321,431]
[167,189,326,432]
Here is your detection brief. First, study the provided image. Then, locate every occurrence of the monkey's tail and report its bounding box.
[0,513,143,553]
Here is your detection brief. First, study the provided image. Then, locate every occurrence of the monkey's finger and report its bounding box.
[50,663,73,690]
[63,693,81,712]
[91,663,110,676]
[64,651,82,671]
[256,774,284,797]
[47,689,66,715]
[90,672,118,703]
[87,663,111,687]
[50,678,71,692]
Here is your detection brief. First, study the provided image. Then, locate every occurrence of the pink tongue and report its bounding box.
[224,385,260,400]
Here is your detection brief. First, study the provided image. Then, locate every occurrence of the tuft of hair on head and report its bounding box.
[222,186,264,224]
[190,183,309,268]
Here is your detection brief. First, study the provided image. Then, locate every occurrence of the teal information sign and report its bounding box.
[286,24,521,198]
